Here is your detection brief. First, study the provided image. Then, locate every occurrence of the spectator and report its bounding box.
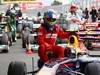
[90,6,98,22]
[37,12,41,17]
[66,4,84,31]
[6,5,11,16]
[83,8,89,19]
[98,8,100,20]
[59,13,68,30]
[59,13,65,24]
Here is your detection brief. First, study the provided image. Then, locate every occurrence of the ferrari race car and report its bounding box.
[79,22,100,50]
[80,22,99,30]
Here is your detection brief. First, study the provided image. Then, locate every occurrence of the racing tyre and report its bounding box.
[7,32,12,46]
[17,24,23,33]
[2,33,9,45]
[85,42,93,50]
[64,47,76,58]
[12,33,16,42]
[2,45,9,53]
[1,33,9,53]
[8,61,27,75]
[38,59,44,69]
[17,24,23,38]
[2,49,9,53]
[28,34,35,44]
[22,40,26,48]
[85,63,100,75]
[28,21,33,30]
[22,28,30,48]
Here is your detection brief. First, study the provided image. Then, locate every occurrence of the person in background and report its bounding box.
[83,8,89,20]
[90,6,98,22]
[37,11,41,17]
[59,13,65,27]
[6,5,11,16]
[14,4,22,28]
[98,8,100,20]
[6,4,22,28]
[58,13,69,31]
[0,13,3,22]
[66,4,85,31]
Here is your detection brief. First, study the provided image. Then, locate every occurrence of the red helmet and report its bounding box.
[70,4,77,9]
[43,9,58,30]
[70,4,78,12]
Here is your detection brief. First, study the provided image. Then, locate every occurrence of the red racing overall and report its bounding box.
[37,24,70,62]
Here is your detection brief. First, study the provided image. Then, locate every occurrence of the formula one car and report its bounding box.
[7,23,100,75]
[80,22,99,30]
[79,22,100,50]
[7,34,100,75]
[97,19,100,27]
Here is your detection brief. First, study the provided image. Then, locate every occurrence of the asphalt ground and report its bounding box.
[0,39,39,75]
[0,39,100,75]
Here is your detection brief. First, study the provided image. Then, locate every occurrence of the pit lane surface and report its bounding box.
[0,39,100,75]
[0,39,39,75]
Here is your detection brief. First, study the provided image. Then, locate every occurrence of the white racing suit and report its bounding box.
[66,12,83,31]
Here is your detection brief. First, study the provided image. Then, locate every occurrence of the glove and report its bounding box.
[44,43,53,57]
[45,43,53,51]
[46,45,54,60]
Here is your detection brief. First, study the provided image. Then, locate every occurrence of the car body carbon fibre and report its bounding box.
[37,55,100,75]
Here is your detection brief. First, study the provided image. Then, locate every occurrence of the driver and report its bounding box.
[37,9,70,67]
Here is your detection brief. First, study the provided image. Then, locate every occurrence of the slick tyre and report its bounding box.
[17,24,23,38]
[85,63,100,75]
[22,34,27,48]
[7,32,12,46]
[22,39,26,48]
[29,21,33,30]
[2,45,9,53]
[17,24,23,33]
[1,33,9,53]
[2,33,9,45]
[8,61,27,75]
[22,28,30,48]
[64,47,76,58]
[2,49,9,53]
[12,32,16,42]
[28,34,35,44]
[85,42,93,50]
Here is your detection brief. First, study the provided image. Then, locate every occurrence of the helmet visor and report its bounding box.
[46,18,57,23]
